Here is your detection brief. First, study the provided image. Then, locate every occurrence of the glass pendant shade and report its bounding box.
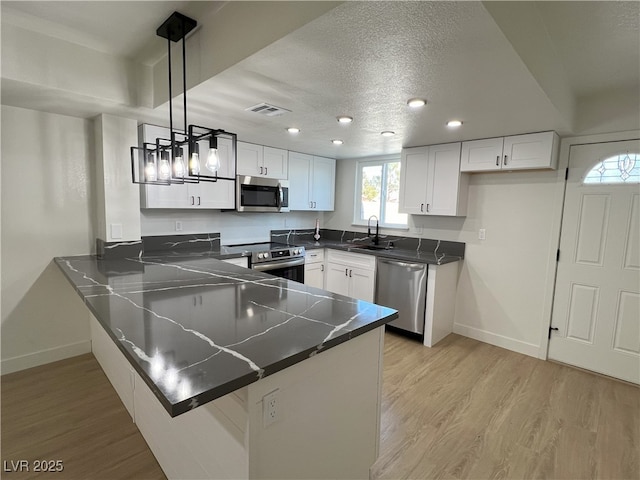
[206,145,220,173]
[189,143,201,176]
[158,151,171,181]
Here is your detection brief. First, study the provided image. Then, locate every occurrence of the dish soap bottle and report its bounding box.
[314,218,321,242]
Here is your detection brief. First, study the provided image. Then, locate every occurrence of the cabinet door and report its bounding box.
[311,156,336,211]
[460,137,504,172]
[216,137,236,179]
[428,142,462,216]
[194,179,235,209]
[288,152,313,210]
[263,147,288,179]
[348,267,376,303]
[142,183,189,208]
[502,131,558,170]
[325,262,351,296]
[304,263,325,289]
[399,147,429,215]
[237,142,263,176]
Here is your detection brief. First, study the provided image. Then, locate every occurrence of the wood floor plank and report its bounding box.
[2,333,638,479]
[1,354,165,480]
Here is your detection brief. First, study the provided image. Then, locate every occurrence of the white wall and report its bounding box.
[94,114,141,242]
[324,156,565,358]
[141,210,324,245]
[1,106,95,374]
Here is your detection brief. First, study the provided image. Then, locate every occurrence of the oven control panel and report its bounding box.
[254,247,305,262]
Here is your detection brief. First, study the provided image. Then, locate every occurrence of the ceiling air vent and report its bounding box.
[245,103,291,117]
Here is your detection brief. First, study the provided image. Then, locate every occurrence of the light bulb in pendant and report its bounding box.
[206,147,220,172]
[189,150,200,175]
[144,160,157,182]
[173,154,185,178]
[158,152,171,180]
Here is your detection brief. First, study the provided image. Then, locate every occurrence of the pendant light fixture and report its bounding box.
[131,12,237,185]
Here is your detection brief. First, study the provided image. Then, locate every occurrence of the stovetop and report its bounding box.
[224,242,305,264]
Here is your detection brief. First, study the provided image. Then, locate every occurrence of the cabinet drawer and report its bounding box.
[305,249,325,264]
[327,250,375,271]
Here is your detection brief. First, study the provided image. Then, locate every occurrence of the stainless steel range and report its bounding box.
[229,242,306,282]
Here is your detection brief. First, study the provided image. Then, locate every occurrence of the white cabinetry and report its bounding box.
[399,142,468,216]
[288,152,336,211]
[325,250,376,302]
[237,142,288,179]
[222,257,249,268]
[460,131,559,172]
[138,124,235,209]
[304,249,325,289]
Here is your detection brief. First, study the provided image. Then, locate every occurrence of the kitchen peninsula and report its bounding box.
[55,251,397,479]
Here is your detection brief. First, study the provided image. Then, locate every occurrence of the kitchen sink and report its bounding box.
[350,244,392,251]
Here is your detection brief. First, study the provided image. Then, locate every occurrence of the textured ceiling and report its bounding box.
[1,1,638,159]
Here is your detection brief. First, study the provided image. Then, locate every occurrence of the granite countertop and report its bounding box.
[55,254,397,417]
[293,240,463,265]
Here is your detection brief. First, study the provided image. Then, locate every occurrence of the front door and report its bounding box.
[548,139,640,384]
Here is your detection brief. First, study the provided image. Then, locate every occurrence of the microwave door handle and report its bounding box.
[277,185,283,210]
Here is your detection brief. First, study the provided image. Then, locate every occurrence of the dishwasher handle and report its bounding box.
[377,258,427,270]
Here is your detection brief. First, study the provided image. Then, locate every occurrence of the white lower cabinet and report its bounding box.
[304,249,325,289]
[222,257,249,268]
[325,250,376,302]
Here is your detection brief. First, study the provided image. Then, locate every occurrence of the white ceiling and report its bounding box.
[1,1,638,159]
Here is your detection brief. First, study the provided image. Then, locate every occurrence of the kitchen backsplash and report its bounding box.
[270,228,466,258]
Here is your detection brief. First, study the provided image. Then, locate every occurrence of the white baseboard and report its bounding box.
[1,340,92,375]
[453,323,541,358]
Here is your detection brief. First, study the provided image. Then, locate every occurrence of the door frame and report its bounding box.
[539,129,640,360]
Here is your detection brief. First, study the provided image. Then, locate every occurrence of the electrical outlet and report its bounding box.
[479,228,486,240]
[413,226,423,235]
[175,221,183,232]
[263,389,280,427]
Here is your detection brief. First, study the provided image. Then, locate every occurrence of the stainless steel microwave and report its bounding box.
[236,176,289,213]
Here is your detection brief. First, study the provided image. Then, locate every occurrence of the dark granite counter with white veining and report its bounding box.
[271,229,465,265]
[55,253,398,417]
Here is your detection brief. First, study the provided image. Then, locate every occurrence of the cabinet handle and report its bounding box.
[345,268,348,276]
[321,265,324,272]
[426,204,430,212]
[420,203,424,212]
[496,155,500,166]
[260,166,264,174]
[265,167,268,175]
[504,155,508,166]
[197,196,201,206]
[310,201,314,208]
[190,196,195,206]
[349,269,352,278]
[313,201,317,208]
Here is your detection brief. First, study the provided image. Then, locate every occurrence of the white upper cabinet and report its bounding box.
[237,142,288,179]
[288,152,336,211]
[399,142,468,217]
[460,131,559,172]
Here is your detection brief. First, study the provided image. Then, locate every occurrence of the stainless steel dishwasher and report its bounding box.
[375,258,427,334]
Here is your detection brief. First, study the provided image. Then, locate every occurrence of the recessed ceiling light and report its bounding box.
[447,120,463,128]
[407,98,426,108]
[331,139,344,145]
[287,127,300,133]
[337,116,353,124]
[381,131,395,137]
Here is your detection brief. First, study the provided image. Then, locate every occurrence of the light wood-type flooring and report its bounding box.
[2,332,638,479]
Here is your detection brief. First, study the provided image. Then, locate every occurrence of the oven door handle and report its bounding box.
[252,258,305,271]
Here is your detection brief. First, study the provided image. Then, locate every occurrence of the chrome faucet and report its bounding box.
[367,215,380,245]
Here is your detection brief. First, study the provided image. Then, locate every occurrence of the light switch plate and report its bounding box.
[479,228,486,240]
